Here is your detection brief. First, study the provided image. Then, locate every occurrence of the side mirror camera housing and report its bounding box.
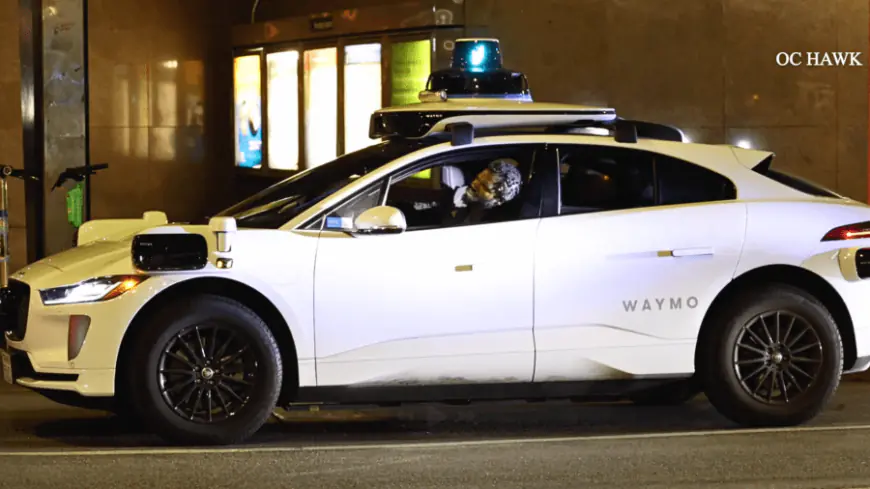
[352,206,407,235]
[209,216,237,253]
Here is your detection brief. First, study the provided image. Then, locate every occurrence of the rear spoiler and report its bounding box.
[737,148,846,199]
[730,146,775,171]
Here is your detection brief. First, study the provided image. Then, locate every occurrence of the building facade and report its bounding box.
[0,0,868,271]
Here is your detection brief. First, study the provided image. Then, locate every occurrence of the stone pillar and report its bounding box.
[41,0,88,256]
[20,0,89,261]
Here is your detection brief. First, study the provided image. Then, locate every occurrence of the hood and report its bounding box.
[40,239,133,272]
[13,239,136,288]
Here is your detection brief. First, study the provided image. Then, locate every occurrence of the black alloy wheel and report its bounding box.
[699,284,842,427]
[158,323,260,423]
[732,311,824,405]
[128,294,282,446]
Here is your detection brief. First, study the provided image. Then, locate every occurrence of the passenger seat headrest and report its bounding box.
[441,165,465,189]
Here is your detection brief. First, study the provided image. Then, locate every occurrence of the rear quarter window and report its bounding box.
[756,168,842,198]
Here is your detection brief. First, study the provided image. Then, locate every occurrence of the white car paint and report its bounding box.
[76,211,169,247]
[313,219,538,386]
[5,101,870,401]
[533,201,748,381]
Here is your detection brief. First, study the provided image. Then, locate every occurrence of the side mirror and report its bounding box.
[353,206,406,235]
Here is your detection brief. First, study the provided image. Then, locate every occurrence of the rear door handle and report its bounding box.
[659,247,714,257]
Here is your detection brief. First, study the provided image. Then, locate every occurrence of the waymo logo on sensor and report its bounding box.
[777,52,864,66]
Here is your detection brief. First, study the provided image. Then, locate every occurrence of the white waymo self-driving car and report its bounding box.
[4,46,870,444]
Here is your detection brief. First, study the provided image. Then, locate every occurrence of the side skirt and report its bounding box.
[288,376,693,409]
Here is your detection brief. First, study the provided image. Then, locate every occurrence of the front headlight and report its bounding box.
[40,275,148,306]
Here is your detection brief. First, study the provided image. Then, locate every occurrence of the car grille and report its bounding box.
[1,279,30,342]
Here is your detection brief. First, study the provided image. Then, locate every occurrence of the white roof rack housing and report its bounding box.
[368,99,686,146]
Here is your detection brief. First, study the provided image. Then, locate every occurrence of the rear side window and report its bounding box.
[655,155,737,205]
[557,145,655,215]
[555,144,736,216]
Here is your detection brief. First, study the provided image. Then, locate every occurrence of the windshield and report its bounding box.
[217,139,438,229]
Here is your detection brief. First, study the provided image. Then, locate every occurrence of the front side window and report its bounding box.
[383,145,545,231]
[217,139,437,229]
[308,185,384,231]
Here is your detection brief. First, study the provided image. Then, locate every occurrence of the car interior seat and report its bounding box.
[441,165,465,190]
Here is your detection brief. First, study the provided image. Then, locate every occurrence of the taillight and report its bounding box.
[822,221,870,241]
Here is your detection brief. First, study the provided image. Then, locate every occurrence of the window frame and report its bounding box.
[299,142,551,233]
[552,143,738,216]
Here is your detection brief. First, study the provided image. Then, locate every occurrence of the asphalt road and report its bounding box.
[4,381,870,488]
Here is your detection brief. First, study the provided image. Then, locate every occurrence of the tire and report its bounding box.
[628,379,700,406]
[697,284,842,427]
[126,294,283,446]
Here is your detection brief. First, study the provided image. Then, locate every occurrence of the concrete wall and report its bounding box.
[1,0,867,269]
[0,0,237,273]
[467,0,870,201]
[87,0,236,224]
[230,0,411,24]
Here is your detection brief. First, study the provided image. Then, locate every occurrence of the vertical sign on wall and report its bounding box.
[390,40,432,179]
[234,55,263,169]
[390,40,431,106]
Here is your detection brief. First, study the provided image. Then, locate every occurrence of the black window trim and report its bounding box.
[552,143,739,216]
[297,142,550,232]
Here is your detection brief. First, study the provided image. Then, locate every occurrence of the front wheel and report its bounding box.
[127,295,283,445]
[698,285,842,427]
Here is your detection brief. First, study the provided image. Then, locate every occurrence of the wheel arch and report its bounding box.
[115,277,300,406]
[695,264,856,371]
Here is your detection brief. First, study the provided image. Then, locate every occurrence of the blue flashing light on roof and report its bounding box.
[451,39,503,72]
[419,38,532,103]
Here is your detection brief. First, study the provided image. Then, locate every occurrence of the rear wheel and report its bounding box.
[698,285,842,427]
[127,295,282,445]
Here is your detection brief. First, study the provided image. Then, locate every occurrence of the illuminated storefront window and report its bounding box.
[236,33,443,174]
[343,43,382,154]
[304,47,338,168]
[267,50,300,170]
[233,55,263,168]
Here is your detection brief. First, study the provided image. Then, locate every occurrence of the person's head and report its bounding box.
[466,158,522,209]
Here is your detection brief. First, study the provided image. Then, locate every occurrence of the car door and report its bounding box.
[312,143,548,387]
[533,142,747,382]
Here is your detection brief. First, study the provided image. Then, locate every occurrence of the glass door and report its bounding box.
[266,50,300,171]
[343,43,383,154]
[304,47,338,168]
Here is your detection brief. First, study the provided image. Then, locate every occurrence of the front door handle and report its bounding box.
[659,247,714,257]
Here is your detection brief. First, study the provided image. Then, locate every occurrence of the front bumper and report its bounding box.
[3,274,181,397]
[1,346,114,396]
